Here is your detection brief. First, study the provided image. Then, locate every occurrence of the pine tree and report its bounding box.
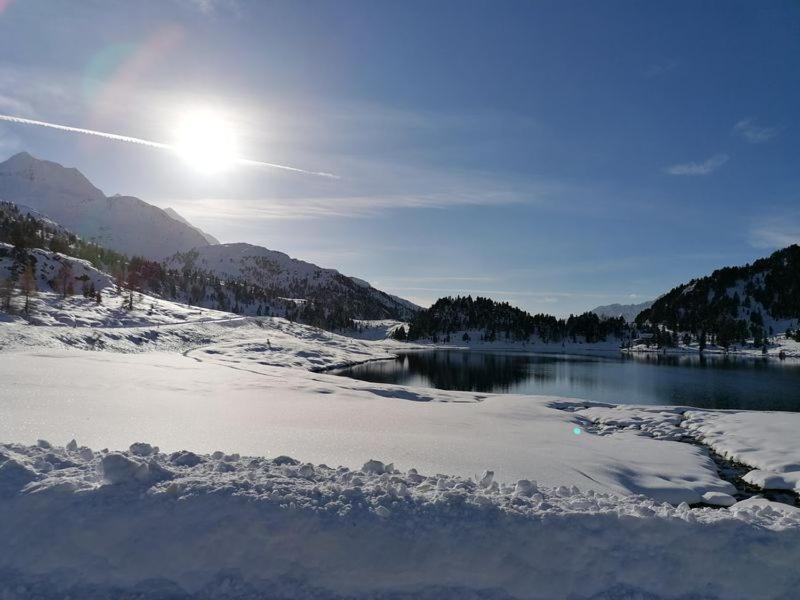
[0,277,14,312]
[21,264,37,316]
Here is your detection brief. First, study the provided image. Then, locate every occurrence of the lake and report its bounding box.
[335,350,800,411]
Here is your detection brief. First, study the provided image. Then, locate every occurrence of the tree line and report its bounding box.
[395,295,627,344]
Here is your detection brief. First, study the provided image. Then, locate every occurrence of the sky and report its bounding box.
[0,0,799,315]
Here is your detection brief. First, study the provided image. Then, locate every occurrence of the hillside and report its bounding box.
[165,243,420,321]
[1,202,418,330]
[636,245,800,347]
[0,152,210,259]
[402,295,627,344]
[163,207,220,245]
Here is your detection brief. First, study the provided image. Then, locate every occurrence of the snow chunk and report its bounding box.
[362,459,393,475]
[169,450,202,467]
[100,453,145,484]
[129,442,157,457]
[702,491,737,507]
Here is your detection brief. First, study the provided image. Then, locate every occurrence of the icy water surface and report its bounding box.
[336,350,800,411]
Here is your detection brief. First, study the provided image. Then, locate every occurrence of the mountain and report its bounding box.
[164,243,421,320]
[636,245,800,341]
[591,300,653,323]
[0,152,210,259]
[163,207,220,245]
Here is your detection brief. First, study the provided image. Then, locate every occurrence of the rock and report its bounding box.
[273,455,299,466]
[66,439,78,452]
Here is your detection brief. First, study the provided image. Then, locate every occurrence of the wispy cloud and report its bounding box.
[161,188,531,221]
[732,118,778,144]
[749,216,800,249]
[663,153,729,176]
[644,60,678,79]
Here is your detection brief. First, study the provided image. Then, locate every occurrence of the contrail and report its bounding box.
[0,113,338,179]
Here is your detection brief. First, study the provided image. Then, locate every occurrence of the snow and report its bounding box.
[163,242,420,318]
[163,206,221,245]
[683,410,800,493]
[2,281,799,597]
[569,401,800,496]
[591,299,654,322]
[0,323,743,505]
[0,440,798,600]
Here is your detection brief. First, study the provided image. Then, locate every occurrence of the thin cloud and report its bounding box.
[663,153,729,176]
[732,118,778,144]
[749,217,800,249]
[644,60,678,79]
[162,189,529,221]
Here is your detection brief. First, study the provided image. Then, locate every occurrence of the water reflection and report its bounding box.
[336,350,800,411]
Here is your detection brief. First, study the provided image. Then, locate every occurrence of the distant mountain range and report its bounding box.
[0,152,420,322]
[591,300,653,323]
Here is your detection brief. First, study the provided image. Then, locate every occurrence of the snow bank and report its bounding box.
[683,410,800,494]
[567,401,800,498]
[0,441,798,600]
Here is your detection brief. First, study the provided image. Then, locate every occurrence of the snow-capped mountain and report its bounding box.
[165,243,421,320]
[163,207,220,245]
[0,152,210,259]
[591,300,653,323]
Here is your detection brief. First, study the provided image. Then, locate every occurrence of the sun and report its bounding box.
[172,108,239,173]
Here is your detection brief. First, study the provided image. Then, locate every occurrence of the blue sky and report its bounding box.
[1,0,798,315]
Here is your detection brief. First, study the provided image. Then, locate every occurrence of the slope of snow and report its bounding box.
[165,243,420,319]
[0,152,210,259]
[163,207,220,245]
[1,242,113,293]
[0,440,797,600]
[683,410,800,494]
[591,300,653,322]
[566,401,800,499]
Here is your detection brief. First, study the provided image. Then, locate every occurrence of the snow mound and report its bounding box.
[0,441,798,599]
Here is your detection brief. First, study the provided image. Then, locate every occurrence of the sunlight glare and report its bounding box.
[172,108,239,174]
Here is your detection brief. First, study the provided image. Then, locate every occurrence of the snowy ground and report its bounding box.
[1,440,798,600]
[2,291,800,597]
[625,334,800,359]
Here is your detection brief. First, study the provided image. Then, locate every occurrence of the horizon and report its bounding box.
[1,1,799,317]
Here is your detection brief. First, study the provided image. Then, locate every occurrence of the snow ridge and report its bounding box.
[0,441,797,599]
